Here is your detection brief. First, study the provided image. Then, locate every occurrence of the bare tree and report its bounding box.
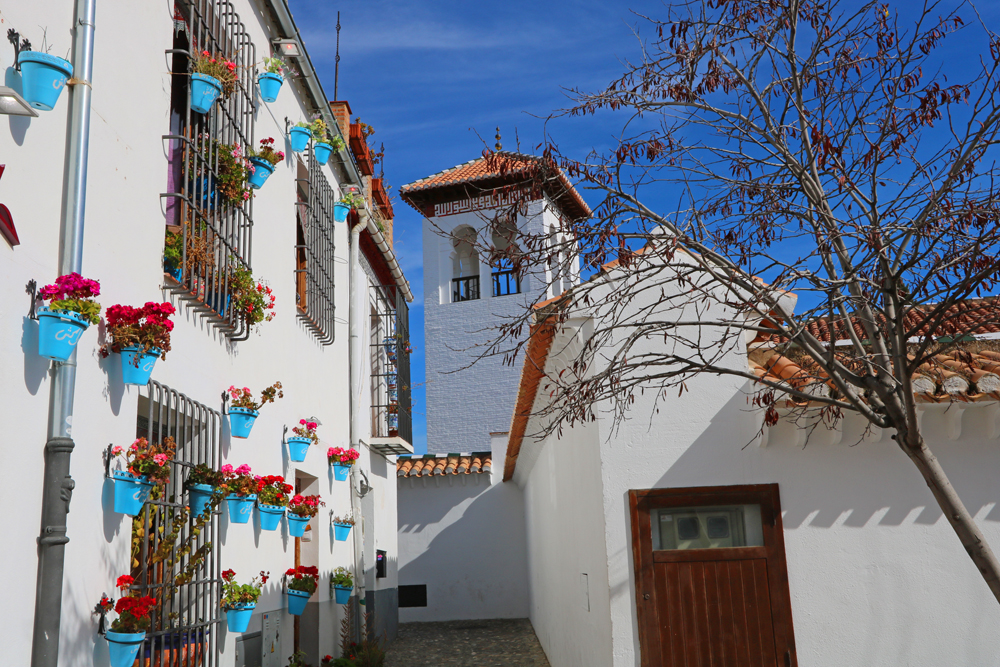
[450,0,1000,602]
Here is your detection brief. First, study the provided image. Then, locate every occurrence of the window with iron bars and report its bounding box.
[162,0,257,341]
[370,283,412,445]
[294,152,337,344]
[452,275,480,302]
[492,262,521,297]
[125,381,222,667]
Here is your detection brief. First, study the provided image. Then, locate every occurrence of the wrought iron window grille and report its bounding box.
[294,151,337,344]
[160,0,256,341]
[131,380,222,667]
[370,283,412,445]
[452,275,480,303]
[492,268,521,297]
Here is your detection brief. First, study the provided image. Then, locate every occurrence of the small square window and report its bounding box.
[653,504,763,550]
[399,584,427,608]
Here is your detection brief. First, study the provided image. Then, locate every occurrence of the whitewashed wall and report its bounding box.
[0,1,397,665]
[512,269,1000,667]
[421,199,565,452]
[397,469,529,623]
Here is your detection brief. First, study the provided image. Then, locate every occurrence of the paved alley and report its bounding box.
[384,619,550,667]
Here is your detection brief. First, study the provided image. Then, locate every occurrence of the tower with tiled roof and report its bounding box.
[401,146,590,453]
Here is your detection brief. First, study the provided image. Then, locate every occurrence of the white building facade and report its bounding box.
[0,1,410,665]
[505,254,1000,667]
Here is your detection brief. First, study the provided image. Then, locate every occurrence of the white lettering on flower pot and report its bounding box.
[54,326,83,345]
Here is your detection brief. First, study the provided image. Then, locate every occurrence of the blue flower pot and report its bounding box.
[313,142,334,165]
[332,463,351,481]
[190,73,222,114]
[226,494,257,524]
[112,471,153,516]
[225,603,255,633]
[258,504,284,531]
[164,260,183,282]
[37,308,90,362]
[333,202,350,222]
[187,483,214,518]
[106,630,146,667]
[334,522,352,542]
[333,585,352,605]
[18,52,73,111]
[120,347,161,386]
[286,588,311,616]
[229,407,259,439]
[258,72,283,103]
[289,127,311,153]
[287,436,311,462]
[247,157,275,189]
[287,513,309,537]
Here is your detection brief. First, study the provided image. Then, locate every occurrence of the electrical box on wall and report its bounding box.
[261,612,281,667]
[376,549,386,578]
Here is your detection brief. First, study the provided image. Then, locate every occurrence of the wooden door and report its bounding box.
[630,484,797,667]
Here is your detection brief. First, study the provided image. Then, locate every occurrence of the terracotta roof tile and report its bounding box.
[396,453,493,478]
[760,297,1000,344]
[399,151,591,222]
[754,348,1000,404]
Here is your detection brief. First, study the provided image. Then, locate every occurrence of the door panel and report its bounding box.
[630,485,796,667]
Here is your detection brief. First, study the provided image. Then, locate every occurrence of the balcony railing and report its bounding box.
[370,284,412,445]
[492,268,521,297]
[452,275,480,302]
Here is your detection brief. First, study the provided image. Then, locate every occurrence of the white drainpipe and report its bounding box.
[348,212,368,636]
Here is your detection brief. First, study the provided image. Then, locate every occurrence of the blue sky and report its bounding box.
[285,1,1000,454]
[286,0,673,453]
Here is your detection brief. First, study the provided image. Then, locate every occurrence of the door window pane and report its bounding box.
[651,504,763,550]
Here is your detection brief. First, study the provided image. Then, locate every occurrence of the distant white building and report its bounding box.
[402,151,588,452]
[395,151,589,622]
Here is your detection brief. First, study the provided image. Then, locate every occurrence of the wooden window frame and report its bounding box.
[629,483,798,667]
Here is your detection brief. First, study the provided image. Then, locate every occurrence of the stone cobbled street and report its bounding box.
[384,618,551,666]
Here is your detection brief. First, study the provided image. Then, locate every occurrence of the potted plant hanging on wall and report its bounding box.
[286,494,324,538]
[184,463,225,518]
[109,437,175,516]
[331,513,354,542]
[190,50,237,114]
[256,475,292,532]
[36,273,102,362]
[221,569,269,633]
[227,381,283,439]
[330,567,354,605]
[333,192,365,223]
[257,56,286,103]
[231,266,277,331]
[95,576,157,667]
[18,48,73,111]
[221,463,257,524]
[327,447,359,482]
[101,302,176,386]
[188,136,254,208]
[284,565,319,616]
[246,137,285,189]
[287,419,319,462]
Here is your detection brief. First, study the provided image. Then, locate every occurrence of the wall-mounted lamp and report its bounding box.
[0,86,38,117]
[272,39,301,58]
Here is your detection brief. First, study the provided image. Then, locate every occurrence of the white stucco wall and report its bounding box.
[513,266,1000,667]
[0,1,398,665]
[422,199,570,452]
[397,470,530,622]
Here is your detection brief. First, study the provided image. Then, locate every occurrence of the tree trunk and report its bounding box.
[898,430,1000,604]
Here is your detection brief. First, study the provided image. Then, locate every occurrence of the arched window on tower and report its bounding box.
[451,225,480,302]
[491,218,521,297]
